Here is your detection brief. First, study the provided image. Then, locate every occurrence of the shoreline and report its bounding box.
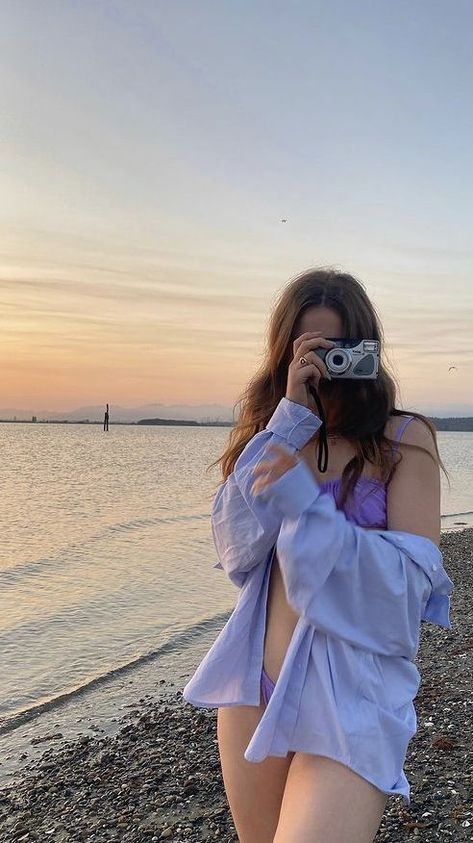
[3,519,467,773]
[1,528,472,842]
[1,521,470,740]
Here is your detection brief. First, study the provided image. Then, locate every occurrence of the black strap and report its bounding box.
[308,385,328,473]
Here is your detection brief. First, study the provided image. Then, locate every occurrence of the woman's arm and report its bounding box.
[211,397,322,587]
[254,420,452,657]
[385,418,441,545]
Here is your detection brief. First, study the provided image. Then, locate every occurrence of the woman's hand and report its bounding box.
[286,331,336,409]
[251,444,299,495]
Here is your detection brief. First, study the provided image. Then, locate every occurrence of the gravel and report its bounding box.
[0,529,471,842]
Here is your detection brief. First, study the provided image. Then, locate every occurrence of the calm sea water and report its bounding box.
[0,423,471,779]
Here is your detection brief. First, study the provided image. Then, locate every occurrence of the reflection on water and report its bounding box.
[0,423,471,727]
[0,423,232,726]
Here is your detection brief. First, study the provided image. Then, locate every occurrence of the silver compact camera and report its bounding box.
[314,339,380,379]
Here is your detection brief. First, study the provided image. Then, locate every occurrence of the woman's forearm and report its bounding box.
[211,397,322,587]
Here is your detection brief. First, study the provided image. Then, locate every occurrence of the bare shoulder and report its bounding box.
[385,415,440,543]
[384,414,437,458]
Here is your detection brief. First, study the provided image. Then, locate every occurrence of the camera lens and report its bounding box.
[326,348,351,374]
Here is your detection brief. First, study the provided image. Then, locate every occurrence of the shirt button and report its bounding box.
[432,564,438,571]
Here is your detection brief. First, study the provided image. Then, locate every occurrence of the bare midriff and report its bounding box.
[262,441,319,684]
[262,548,300,684]
[261,429,388,685]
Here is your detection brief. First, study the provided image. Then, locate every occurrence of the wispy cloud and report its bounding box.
[1,2,472,412]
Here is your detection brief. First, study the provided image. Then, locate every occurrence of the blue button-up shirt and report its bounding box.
[182,397,454,806]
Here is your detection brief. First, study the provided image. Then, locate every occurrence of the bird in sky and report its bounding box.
[448,366,457,372]
[281,218,287,223]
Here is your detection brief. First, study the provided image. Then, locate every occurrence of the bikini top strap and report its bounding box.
[391,414,415,455]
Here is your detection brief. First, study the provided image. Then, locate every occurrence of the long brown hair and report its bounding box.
[208,267,448,510]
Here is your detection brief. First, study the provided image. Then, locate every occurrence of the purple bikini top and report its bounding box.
[320,415,415,530]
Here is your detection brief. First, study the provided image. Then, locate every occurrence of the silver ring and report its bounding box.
[299,356,308,366]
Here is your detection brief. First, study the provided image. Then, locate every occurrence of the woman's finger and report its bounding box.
[251,478,268,495]
[289,348,330,384]
[253,464,282,481]
[304,349,330,381]
[255,456,287,473]
[292,331,323,357]
[253,459,275,475]
[293,333,335,358]
[255,450,295,475]
[299,336,336,354]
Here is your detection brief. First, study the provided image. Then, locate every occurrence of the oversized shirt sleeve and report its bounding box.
[257,452,453,659]
[211,398,322,588]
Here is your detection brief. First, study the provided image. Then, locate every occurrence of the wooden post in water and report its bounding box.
[104,403,109,431]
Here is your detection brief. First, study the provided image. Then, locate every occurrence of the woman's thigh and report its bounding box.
[273,752,389,843]
[217,703,295,843]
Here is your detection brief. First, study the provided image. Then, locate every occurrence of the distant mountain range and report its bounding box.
[0,402,472,425]
[0,402,236,423]
[429,417,473,431]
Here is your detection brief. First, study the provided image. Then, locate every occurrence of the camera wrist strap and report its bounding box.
[308,385,328,473]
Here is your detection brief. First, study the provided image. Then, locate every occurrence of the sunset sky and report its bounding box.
[2,1,472,417]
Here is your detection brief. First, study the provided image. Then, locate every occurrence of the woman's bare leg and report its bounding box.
[273,752,389,843]
[217,702,295,843]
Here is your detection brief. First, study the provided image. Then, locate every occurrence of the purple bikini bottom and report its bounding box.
[260,666,276,706]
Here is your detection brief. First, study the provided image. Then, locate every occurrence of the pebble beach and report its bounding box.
[0,528,471,843]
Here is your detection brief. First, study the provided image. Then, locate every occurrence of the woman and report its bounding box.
[182,268,453,843]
